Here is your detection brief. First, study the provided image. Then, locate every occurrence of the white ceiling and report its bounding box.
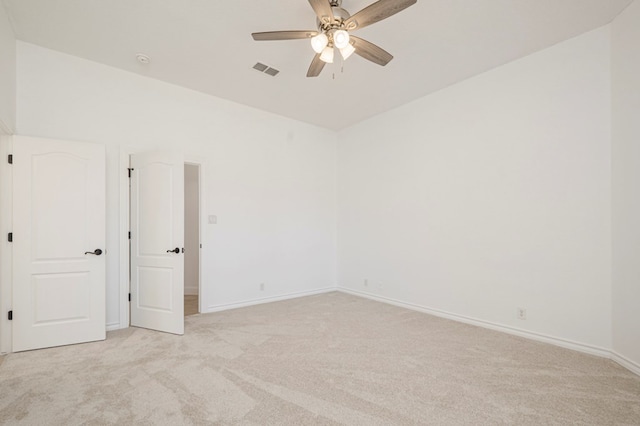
[2,0,633,130]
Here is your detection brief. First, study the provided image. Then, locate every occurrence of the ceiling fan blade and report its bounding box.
[351,36,393,66]
[344,0,417,31]
[308,0,334,25]
[307,53,326,77]
[252,30,317,41]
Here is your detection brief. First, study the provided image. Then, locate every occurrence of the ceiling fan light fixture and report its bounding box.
[320,46,334,63]
[339,43,355,60]
[310,33,329,54]
[333,30,350,49]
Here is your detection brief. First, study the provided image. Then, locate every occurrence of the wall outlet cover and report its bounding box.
[517,308,527,320]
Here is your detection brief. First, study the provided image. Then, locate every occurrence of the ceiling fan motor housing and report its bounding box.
[317,6,351,32]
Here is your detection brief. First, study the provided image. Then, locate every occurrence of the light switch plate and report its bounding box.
[208,215,217,224]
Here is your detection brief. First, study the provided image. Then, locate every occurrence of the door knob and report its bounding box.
[85,249,103,256]
[167,247,180,254]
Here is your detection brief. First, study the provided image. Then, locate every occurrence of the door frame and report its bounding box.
[118,148,206,329]
[0,135,13,354]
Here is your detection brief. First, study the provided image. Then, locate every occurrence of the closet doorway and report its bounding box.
[184,163,200,316]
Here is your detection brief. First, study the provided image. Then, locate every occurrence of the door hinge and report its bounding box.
[7,311,12,320]
[128,293,131,302]
[7,232,12,242]
[7,154,12,164]
[128,231,131,239]
[127,168,134,178]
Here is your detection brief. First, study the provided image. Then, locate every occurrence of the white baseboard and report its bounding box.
[106,322,122,332]
[206,287,336,313]
[611,351,640,376]
[338,288,612,359]
[184,286,199,296]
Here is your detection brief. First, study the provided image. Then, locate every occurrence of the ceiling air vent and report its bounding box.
[253,62,279,77]
[253,62,268,72]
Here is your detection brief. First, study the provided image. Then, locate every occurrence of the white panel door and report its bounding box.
[12,136,106,352]
[130,151,184,335]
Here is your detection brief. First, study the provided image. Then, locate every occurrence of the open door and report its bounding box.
[130,151,184,335]
[12,136,106,352]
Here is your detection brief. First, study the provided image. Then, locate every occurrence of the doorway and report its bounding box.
[184,163,200,316]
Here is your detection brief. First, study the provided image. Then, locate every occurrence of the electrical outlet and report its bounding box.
[517,307,526,320]
[260,283,265,291]
[364,279,368,287]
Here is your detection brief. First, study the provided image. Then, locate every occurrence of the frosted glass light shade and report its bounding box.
[320,46,334,63]
[333,30,350,49]
[311,33,329,54]
[340,43,355,60]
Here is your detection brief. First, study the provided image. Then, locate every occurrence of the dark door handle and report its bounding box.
[167,247,180,254]
[85,249,103,256]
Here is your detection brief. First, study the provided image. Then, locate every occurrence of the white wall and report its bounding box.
[612,0,640,370]
[0,2,16,133]
[184,164,199,296]
[16,42,337,329]
[337,27,612,351]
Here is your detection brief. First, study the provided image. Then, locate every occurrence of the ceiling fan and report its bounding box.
[251,0,417,77]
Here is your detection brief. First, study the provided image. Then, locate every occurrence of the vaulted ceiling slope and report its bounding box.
[2,0,633,130]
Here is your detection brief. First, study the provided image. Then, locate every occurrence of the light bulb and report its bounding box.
[320,46,334,63]
[340,43,355,60]
[310,33,328,54]
[333,30,350,49]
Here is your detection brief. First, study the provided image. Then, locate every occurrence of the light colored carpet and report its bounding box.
[184,295,199,317]
[0,291,638,425]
